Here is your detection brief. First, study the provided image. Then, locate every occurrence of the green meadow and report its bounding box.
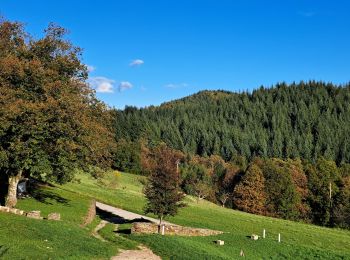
[0,171,349,259]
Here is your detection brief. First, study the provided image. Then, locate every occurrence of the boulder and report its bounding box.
[48,212,61,221]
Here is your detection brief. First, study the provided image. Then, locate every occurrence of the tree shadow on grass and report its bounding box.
[96,207,151,234]
[28,183,69,205]
[0,245,9,257]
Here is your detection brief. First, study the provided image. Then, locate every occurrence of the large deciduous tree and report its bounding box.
[0,19,114,207]
[143,144,186,225]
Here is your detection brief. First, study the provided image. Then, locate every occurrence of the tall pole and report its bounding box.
[176,159,180,174]
[329,182,332,208]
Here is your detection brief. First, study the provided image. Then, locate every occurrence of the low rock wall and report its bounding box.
[0,205,59,220]
[131,222,223,236]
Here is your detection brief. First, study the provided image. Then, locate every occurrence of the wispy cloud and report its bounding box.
[86,65,96,72]
[119,81,133,92]
[129,59,144,67]
[165,83,189,89]
[298,11,316,17]
[89,77,114,93]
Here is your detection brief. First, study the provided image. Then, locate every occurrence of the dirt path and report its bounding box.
[111,245,161,260]
[92,220,108,241]
[96,201,173,225]
[96,202,164,259]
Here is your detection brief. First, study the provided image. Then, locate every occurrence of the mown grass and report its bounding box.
[64,171,350,259]
[1,171,350,259]
[98,222,139,250]
[0,174,138,259]
[0,194,116,259]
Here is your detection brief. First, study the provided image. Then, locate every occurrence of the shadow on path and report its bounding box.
[96,207,151,234]
[96,207,151,224]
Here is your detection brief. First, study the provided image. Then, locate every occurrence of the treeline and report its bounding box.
[113,82,350,228]
[116,141,350,229]
[114,81,350,164]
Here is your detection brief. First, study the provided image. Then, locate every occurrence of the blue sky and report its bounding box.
[1,1,350,109]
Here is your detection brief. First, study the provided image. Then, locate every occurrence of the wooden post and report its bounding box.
[161,224,165,235]
[263,229,266,238]
[278,233,281,242]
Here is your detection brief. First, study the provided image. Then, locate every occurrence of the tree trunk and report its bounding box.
[5,170,22,208]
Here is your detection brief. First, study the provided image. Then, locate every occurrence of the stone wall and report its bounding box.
[0,205,59,220]
[131,222,223,236]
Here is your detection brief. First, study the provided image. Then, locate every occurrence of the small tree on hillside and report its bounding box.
[233,163,267,215]
[143,144,186,225]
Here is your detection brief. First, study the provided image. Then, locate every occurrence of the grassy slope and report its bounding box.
[0,176,138,259]
[1,171,349,259]
[63,172,350,260]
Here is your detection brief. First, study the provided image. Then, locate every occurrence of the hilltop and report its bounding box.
[115,81,350,163]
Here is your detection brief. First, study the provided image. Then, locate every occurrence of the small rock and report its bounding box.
[251,234,259,240]
[48,212,61,221]
[0,206,10,213]
[240,249,245,257]
[26,211,43,219]
[9,208,18,214]
[216,240,225,245]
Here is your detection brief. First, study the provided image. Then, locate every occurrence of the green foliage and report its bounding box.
[262,159,301,220]
[114,82,350,164]
[0,19,114,206]
[306,158,341,226]
[113,139,142,174]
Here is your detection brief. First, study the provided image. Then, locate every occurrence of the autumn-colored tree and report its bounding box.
[0,20,114,207]
[287,159,311,221]
[143,144,186,225]
[233,163,266,215]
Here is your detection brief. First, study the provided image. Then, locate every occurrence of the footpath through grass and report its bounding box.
[63,171,350,260]
[0,175,138,259]
[1,171,350,259]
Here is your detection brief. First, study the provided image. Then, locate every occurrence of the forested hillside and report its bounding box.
[115,81,350,164]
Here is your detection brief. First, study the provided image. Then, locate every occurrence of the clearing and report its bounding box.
[0,171,349,259]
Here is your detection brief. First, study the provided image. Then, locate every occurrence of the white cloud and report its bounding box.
[86,65,96,72]
[118,81,133,92]
[129,59,144,67]
[89,77,114,93]
[165,83,189,89]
